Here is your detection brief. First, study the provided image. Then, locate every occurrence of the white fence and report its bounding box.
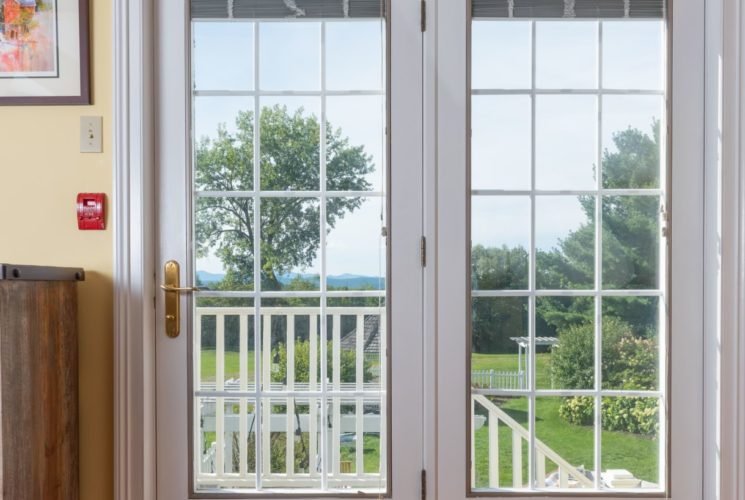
[195,306,386,490]
[471,369,526,390]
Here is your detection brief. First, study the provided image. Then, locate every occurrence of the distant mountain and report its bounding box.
[196,271,384,290]
[196,271,225,284]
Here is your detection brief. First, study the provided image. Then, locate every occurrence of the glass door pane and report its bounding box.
[191,6,388,494]
[469,9,667,494]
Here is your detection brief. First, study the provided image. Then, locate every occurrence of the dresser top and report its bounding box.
[0,264,85,282]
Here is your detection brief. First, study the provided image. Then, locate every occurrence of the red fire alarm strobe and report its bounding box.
[77,193,106,230]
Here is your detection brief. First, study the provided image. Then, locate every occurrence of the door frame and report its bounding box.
[113,1,741,500]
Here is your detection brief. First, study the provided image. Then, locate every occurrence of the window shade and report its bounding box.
[471,0,665,18]
[191,0,385,19]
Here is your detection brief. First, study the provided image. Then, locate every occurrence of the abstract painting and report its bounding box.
[0,0,88,104]
[0,0,58,77]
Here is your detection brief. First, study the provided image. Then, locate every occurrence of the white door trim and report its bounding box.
[113,1,156,500]
[713,0,745,498]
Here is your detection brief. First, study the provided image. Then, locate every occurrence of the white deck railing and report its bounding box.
[195,306,386,490]
[472,394,594,489]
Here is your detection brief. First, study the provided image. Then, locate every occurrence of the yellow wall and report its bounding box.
[0,1,113,499]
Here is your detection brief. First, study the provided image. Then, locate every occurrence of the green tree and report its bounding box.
[471,119,662,353]
[537,121,661,334]
[195,104,374,291]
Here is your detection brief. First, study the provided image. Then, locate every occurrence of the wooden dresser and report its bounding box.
[0,264,84,500]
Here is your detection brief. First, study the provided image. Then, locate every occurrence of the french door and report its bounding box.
[154,0,424,497]
[152,0,705,498]
[436,0,704,498]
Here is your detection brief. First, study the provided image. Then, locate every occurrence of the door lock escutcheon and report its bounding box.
[162,260,200,338]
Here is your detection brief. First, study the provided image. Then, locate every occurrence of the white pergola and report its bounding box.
[509,336,559,378]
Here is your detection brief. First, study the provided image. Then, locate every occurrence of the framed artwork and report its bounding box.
[0,0,89,105]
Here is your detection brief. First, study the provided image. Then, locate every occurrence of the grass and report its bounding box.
[201,349,255,382]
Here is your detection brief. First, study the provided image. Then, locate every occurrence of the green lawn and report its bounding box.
[201,349,255,382]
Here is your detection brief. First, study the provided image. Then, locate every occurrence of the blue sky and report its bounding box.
[192,18,664,277]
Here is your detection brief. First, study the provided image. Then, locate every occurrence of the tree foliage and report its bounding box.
[471,120,662,354]
[195,105,374,290]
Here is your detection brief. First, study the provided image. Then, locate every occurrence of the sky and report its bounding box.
[192,18,664,278]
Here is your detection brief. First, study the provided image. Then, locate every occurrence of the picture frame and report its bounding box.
[0,0,89,105]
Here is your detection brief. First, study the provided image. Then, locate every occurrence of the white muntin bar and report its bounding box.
[471,388,662,398]
[319,20,330,492]
[194,89,384,97]
[594,19,604,490]
[471,188,663,196]
[527,18,537,490]
[196,190,384,198]
[471,88,663,95]
[196,389,386,398]
[252,19,263,492]
[470,288,663,297]
[196,290,386,299]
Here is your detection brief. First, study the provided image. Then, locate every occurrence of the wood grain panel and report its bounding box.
[0,281,79,500]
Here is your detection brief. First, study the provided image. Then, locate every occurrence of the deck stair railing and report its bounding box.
[196,306,386,490]
[472,394,594,489]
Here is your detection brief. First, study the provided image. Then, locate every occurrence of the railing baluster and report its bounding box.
[488,409,499,488]
[332,313,341,477]
[309,314,318,476]
[239,314,248,476]
[536,450,546,488]
[355,314,364,476]
[262,314,272,476]
[559,467,568,488]
[471,398,476,488]
[216,314,225,476]
[512,429,522,488]
[378,310,387,478]
[286,314,295,477]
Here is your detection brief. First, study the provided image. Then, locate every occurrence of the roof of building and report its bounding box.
[340,315,380,354]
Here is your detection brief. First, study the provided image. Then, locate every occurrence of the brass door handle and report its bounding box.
[162,260,198,338]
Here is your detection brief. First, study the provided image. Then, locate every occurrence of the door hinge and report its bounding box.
[420,0,426,32]
[421,469,427,500]
[420,236,427,267]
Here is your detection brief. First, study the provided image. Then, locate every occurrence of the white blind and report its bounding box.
[191,0,384,19]
[472,0,665,18]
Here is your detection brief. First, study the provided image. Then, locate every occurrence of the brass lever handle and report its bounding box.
[162,260,194,338]
[160,284,201,292]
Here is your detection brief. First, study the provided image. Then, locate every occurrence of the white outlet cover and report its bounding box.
[80,116,103,153]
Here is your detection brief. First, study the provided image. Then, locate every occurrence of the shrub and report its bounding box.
[272,340,373,384]
[554,317,658,434]
[558,396,594,426]
[559,396,659,436]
